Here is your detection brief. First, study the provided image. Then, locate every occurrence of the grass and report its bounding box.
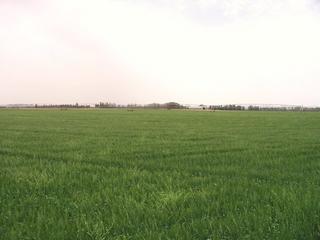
[0,109,320,239]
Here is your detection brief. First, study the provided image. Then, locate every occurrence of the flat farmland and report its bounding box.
[0,109,320,239]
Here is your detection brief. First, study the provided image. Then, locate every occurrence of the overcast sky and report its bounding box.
[1,0,320,105]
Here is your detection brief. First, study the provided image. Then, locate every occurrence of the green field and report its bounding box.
[1,109,320,239]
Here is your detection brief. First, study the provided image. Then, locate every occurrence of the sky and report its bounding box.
[1,0,320,106]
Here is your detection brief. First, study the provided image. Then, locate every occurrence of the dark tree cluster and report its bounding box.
[142,102,186,109]
[164,102,186,109]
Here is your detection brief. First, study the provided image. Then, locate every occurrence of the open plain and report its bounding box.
[0,109,320,239]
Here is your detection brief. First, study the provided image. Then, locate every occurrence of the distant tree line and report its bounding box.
[3,102,320,112]
[95,102,125,108]
[245,105,297,111]
[209,105,245,111]
[248,106,304,111]
[208,105,320,112]
[35,103,90,108]
[95,102,186,109]
[297,107,320,112]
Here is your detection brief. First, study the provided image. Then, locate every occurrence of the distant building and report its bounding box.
[199,104,207,110]
[184,104,207,110]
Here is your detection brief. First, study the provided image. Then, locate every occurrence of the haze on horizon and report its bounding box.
[1,0,320,106]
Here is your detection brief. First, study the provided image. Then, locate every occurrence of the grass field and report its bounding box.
[0,109,320,239]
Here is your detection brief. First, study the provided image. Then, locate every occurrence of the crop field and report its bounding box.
[0,109,320,239]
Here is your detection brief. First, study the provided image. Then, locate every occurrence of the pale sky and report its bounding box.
[1,0,320,105]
